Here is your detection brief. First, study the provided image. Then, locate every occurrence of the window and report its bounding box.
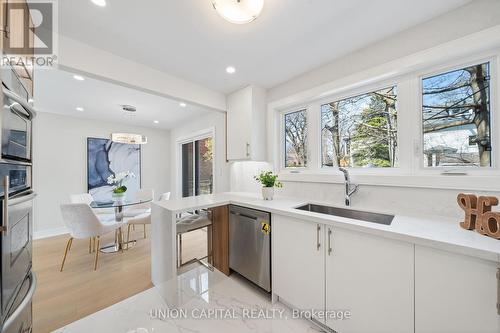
[181,136,213,197]
[321,86,398,168]
[422,62,492,168]
[284,110,308,168]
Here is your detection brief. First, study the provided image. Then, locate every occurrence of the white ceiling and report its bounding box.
[58,0,472,94]
[34,68,215,129]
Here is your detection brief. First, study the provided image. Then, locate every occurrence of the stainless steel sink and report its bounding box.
[295,204,394,225]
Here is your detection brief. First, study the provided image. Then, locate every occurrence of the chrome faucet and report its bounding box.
[339,167,358,206]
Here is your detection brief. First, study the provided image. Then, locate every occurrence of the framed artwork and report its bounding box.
[87,137,141,202]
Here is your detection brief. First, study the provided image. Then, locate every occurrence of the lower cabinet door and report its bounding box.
[326,227,414,333]
[272,215,325,322]
[415,245,500,333]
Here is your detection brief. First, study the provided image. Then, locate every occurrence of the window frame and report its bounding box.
[273,49,500,188]
[280,107,310,170]
[319,84,400,170]
[415,56,498,174]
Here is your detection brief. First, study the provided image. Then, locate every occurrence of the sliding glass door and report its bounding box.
[181,136,213,197]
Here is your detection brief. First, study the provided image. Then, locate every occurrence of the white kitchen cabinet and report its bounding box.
[226,85,267,161]
[273,215,325,319]
[415,245,500,333]
[325,226,414,333]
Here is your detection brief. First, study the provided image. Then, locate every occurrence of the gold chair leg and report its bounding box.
[119,228,124,253]
[127,224,131,250]
[60,238,73,272]
[94,236,100,271]
[143,224,146,239]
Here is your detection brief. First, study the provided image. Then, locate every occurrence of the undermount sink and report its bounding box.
[295,204,394,225]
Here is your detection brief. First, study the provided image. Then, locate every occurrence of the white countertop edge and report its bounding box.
[152,192,500,263]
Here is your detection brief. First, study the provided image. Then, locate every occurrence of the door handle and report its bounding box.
[316,224,321,251]
[1,176,9,236]
[328,228,333,256]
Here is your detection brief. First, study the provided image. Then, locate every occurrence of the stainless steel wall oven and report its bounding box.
[0,66,36,333]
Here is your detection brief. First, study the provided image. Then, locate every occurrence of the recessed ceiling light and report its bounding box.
[226,66,236,74]
[153,120,159,124]
[73,75,85,81]
[179,102,187,108]
[91,0,106,7]
[76,107,84,112]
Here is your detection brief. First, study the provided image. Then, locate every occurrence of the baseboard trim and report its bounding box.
[34,227,68,240]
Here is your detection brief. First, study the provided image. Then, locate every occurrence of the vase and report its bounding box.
[262,187,275,201]
[112,191,126,202]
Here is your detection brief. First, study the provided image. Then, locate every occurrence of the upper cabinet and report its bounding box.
[0,0,35,97]
[226,85,267,161]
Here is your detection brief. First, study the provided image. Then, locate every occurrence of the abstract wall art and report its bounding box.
[87,137,141,202]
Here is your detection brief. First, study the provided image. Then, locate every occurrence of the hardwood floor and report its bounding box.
[33,226,208,333]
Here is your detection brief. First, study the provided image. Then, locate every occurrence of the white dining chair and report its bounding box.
[60,203,125,271]
[70,193,116,252]
[125,212,151,246]
[159,192,171,201]
[124,191,170,242]
[70,193,115,220]
[123,189,155,217]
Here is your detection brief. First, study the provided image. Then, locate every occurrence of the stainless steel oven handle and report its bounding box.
[2,272,37,332]
[9,190,36,206]
[3,86,37,119]
[2,176,9,236]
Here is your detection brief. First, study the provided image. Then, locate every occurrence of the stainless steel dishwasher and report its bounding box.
[229,205,271,292]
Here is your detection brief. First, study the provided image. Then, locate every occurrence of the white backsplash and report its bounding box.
[229,162,500,220]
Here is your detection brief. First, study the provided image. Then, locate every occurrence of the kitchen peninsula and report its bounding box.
[151,192,500,333]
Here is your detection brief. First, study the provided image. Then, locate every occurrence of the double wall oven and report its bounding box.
[0,66,36,333]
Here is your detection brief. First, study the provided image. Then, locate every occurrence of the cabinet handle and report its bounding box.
[328,228,332,256]
[497,268,500,315]
[316,224,321,251]
[246,142,250,157]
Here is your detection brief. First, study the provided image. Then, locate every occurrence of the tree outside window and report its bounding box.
[284,110,307,168]
[422,62,491,167]
[321,87,398,168]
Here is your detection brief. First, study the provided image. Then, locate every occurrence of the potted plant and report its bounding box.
[254,171,282,201]
[107,171,135,201]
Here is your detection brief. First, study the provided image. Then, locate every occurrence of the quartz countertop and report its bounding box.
[153,192,500,263]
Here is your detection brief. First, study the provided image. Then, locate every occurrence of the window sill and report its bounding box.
[277,171,500,192]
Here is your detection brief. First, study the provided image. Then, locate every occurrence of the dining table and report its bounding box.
[90,198,152,253]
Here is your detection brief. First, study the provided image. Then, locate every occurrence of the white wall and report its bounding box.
[268,0,500,102]
[33,112,171,238]
[169,112,230,198]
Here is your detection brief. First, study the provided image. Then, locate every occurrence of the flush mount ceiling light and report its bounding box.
[212,0,264,24]
[73,75,85,81]
[179,102,187,108]
[111,133,148,145]
[226,66,236,74]
[91,0,106,7]
[153,120,159,124]
[76,107,84,112]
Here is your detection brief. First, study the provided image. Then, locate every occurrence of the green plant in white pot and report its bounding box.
[254,171,282,201]
[107,171,135,201]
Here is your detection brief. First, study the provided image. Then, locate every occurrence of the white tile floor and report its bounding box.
[53,265,323,333]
